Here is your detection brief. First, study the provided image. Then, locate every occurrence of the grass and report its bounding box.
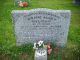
[0,0,80,60]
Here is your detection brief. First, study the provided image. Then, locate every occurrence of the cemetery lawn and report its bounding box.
[0,0,80,60]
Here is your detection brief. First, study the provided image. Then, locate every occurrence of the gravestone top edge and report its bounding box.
[11,8,71,14]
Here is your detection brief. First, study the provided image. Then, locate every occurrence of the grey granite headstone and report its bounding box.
[12,8,71,47]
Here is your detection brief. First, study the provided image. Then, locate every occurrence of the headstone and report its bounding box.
[35,48,47,60]
[12,8,71,47]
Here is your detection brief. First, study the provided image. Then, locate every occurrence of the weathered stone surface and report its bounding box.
[12,8,71,47]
